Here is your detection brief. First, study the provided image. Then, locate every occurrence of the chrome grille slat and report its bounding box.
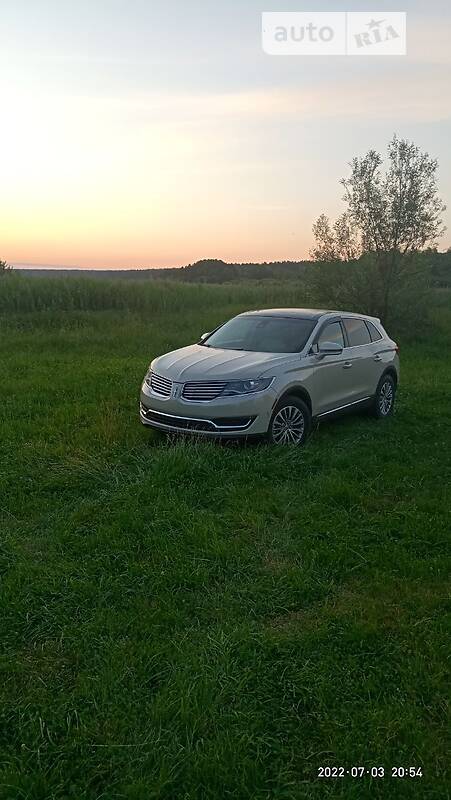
[149,372,172,397]
[140,404,255,432]
[182,381,227,401]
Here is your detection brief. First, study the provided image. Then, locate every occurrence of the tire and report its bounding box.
[371,373,396,419]
[267,395,311,445]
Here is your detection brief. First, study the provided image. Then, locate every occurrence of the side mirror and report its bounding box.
[316,340,343,356]
[200,332,211,342]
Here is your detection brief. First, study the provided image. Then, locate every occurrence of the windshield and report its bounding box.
[203,315,316,353]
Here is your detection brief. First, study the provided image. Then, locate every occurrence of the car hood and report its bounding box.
[151,344,297,381]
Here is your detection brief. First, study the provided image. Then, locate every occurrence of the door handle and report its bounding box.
[343,361,353,369]
[373,355,382,362]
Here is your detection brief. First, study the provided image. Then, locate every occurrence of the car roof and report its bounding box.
[238,308,330,320]
[325,310,381,322]
[238,308,380,323]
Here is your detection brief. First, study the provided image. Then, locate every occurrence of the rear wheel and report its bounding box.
[371,374,396,419]
[267,396,311,445]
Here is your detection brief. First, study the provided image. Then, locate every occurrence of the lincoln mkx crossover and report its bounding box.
[140,308,399,445]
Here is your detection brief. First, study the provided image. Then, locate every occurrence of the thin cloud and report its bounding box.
[99,75,451,124]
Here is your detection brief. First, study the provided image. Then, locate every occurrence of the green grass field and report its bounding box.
[1,279,450,799]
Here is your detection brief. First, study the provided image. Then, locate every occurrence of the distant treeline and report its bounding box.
[14,259,309,282]
[13,251,451,286]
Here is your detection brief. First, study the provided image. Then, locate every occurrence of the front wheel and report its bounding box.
[371,374,396,419]
[267,396,311,445]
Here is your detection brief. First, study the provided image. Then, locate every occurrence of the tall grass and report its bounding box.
[0,275,314,314]
[1,275,447,344]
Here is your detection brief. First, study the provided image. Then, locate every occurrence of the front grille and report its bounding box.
[149,372,172,397]
[182,381,227,401]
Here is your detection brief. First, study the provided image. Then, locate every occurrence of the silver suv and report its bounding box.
[140,308,399,445]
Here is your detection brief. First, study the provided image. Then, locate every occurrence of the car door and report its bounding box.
[365,319,388,391]
[341,318,377,401]
[311,320,352,413]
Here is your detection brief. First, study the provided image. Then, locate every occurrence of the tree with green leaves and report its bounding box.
[311,136,446,321]
[310,212,361,262]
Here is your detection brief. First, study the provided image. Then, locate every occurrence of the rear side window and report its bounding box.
[318,321,345,347]
[365,320,383,342]
[343,318,371,346]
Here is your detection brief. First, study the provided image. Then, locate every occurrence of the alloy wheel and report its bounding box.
[379,380,394,416]
[271,405,305,444]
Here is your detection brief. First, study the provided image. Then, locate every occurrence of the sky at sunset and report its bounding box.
[1,0,451,269]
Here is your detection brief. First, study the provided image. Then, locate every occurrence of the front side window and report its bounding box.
[318,321,345,348]
[343,318,372,346]
[203,315,316,353]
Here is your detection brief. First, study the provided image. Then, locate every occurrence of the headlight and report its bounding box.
[221,378,274,396]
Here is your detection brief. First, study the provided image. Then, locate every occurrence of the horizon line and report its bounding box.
[11,248,450,272]
[11,258,311,271]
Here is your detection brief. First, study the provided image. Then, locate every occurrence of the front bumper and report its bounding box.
[139,381,276,437]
